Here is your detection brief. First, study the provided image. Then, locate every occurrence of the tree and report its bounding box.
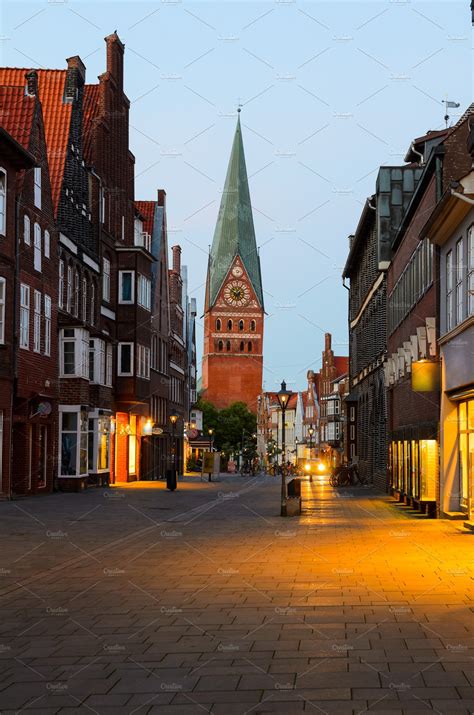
[194,399,256,457]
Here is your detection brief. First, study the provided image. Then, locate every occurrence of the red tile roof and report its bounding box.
[0,85,35,151]
[0,68,71,213]
[135,200,155,235]
[334,356,349,376]
[82,84,100,164]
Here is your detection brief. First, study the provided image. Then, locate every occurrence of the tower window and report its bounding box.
[248,341,252,352]
[226,340,231,351]
[218,340,223,352]
[227,319,233,330]
[250,320,256,331]
[239,320,244,331]
[240,341,244,352]
[216,318,221,331]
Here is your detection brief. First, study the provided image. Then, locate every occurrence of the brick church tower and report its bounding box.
[201,111,264,412]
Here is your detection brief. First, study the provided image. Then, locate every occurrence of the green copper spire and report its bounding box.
[208,111,264,308]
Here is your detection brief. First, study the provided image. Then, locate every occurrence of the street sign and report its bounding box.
[152,427,163,435]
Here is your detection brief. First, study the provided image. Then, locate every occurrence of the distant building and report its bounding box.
[201,112,264,412]
[316,333,348,467]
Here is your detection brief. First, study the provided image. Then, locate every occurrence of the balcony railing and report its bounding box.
[135,231,151,252]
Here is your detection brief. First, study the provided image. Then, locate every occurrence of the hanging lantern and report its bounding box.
[411,359,440,392]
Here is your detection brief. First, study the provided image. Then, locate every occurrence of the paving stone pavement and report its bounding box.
[0,474,473,714]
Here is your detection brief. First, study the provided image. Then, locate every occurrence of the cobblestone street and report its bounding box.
[0,475,473,714]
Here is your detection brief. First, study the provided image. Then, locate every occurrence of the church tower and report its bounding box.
[201,111,264,412]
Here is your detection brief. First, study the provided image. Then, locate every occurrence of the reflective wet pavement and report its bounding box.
[0,474,472,714]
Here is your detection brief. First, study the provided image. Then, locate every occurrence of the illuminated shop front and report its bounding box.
[389,434,438,506]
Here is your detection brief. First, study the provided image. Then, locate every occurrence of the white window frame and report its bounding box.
[455,238,463,325]
[24,214,30,245]
[468,225,474,317]
[60,328,89,378]
[118,270,135,304]
[82,277,87,322]
[73,270,80,317]
[137,344,151,379]
[44,294,51,356]
[0,169,6,236]
[446,250,453,332]
[44,230,50,258]
[34,167,41,209]
[106,343,113,386]
[89,338,106,384]
[90,282,95,326]
[33,289,41,353]
[34,223,41,272]
[20,283,30,349]
[59,406,88,478]
[0,277,5,344]
[102,257,110,302]
[118,342,134,376]
[137,274,151,311]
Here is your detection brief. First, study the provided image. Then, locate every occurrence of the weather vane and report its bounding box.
[443,98,460,128]
[237,97,243,113]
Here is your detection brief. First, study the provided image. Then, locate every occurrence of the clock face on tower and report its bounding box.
[223,280,251,307]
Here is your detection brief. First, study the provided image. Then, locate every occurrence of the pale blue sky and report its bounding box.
[1,0,471,390]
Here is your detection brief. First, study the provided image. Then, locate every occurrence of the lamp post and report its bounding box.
[208,427,214,452]
[169,413,178,490]
[308,425,314,453]
[277,380,293,515]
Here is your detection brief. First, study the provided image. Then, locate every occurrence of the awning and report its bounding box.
[446,385,474,401]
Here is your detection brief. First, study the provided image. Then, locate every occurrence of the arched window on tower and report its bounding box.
[216,318,221,331]
[218,340,223,352]
[227,319,233,330]
[248,341,252,352]
[250,320,256,332]
[239,320,244,331]
[239,341,244,352]
[226,340,231,351]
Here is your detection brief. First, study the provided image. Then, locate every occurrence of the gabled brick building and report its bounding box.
[316,333,348,467]
[0,76,58,496]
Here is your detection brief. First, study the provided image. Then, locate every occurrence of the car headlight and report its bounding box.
[304,463,311,472]
[317,463,325,472]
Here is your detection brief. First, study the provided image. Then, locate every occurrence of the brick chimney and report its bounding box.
[25,70,38,96]
[105,33,124,90]
[171,245,181,274]
[65,55,86,102]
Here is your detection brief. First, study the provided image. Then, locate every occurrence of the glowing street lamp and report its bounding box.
[277,380,293,515]
[208,427,214,452]
[168,413,179,491]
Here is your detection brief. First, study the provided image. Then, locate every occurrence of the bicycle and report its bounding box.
[330,466,351,487]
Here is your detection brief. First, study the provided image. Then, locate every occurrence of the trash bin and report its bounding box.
[287,478,301,498]
[166,469,177,491]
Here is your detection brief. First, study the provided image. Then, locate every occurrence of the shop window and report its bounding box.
[129,416,137,475]
[88,415,110,473]
[60,408,88,476]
